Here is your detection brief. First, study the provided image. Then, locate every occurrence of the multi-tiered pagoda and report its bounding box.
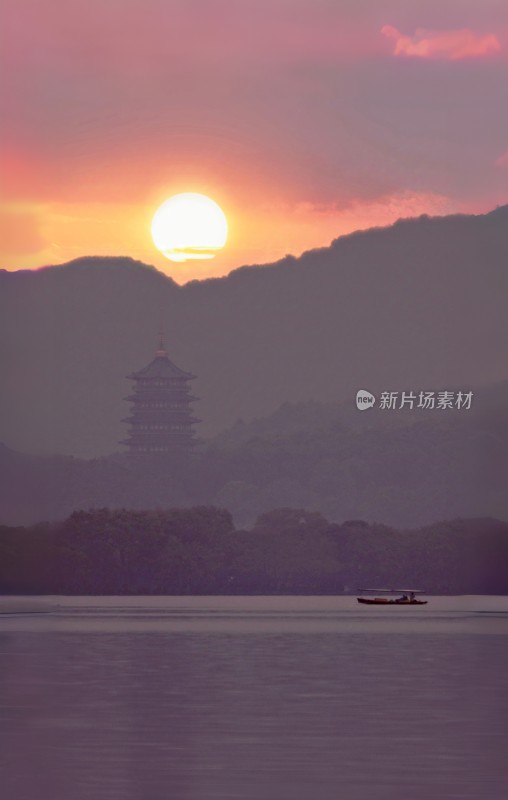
[121,332,200,457]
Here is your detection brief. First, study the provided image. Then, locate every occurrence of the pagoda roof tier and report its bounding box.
[122,437,195,444]
[119,440,195,448]
[123,432,195,439]
[122,414,200,422]
[122,415,201,425]
[127,354,195,381]
[124,393,199,402]
[121,434,195,445]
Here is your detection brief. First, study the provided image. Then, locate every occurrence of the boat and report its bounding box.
[357,588,427,605]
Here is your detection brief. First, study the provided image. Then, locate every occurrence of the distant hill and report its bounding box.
[1,205,508,457]
[1,387,506,528]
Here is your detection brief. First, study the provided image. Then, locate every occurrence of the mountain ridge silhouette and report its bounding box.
[1,204,507,456]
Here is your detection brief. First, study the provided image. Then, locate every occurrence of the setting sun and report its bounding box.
[151,193,228,262]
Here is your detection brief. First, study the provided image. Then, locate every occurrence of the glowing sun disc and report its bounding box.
[151,193,228,262]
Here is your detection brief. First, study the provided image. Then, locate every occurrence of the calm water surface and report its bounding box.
[0,596,507,800]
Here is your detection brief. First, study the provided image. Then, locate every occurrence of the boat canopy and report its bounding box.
[358,588,425,594]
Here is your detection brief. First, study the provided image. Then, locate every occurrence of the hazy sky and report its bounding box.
[1,0,507,280]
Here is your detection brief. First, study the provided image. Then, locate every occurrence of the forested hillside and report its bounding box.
[1,507,507,596]
[1,386,506,529]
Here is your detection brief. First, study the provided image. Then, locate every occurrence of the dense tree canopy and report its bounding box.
[0,507,506,596]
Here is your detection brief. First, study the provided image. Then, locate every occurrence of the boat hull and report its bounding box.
[357,598,427,605]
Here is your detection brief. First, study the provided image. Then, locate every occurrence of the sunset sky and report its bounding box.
[1,0,507,282]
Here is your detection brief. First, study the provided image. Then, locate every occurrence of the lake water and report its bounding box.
[0,596,507,800]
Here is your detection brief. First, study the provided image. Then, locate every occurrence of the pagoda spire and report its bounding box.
[156,320,167,357]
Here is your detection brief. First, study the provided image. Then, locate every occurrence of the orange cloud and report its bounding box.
[381,25,501,60]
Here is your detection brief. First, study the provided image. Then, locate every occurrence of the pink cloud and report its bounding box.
[381,25,501,60]
[495,150,508,167]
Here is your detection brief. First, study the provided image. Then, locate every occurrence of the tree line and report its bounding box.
[1,507,507,596]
